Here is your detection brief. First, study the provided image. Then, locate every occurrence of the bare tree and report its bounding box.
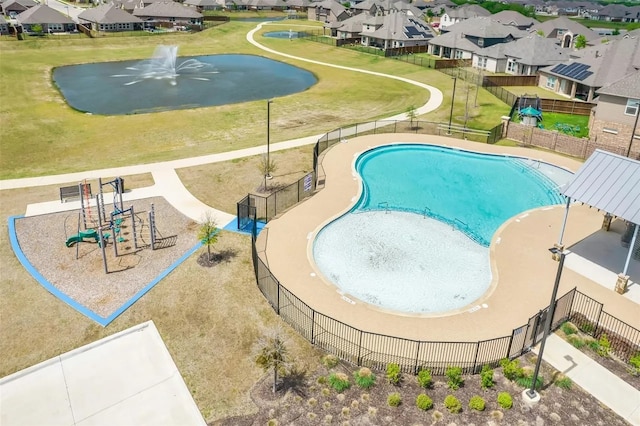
[254,326,293,393]
[259,154,278,192]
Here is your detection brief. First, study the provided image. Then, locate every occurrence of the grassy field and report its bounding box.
[0,20,518,423]
[0,21,512,179]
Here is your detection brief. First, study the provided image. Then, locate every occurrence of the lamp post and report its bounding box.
[526,247,566,400]
[626,101,639,158]
[263,99,273,191]
[447,76,457,135]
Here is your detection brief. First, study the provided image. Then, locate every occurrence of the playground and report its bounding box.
[12,196,197,319]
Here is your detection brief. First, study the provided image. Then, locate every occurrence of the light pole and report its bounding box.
[447,76,457,135]
[526,247,566,400]
[264,99,273,191]
[626,101,639,158]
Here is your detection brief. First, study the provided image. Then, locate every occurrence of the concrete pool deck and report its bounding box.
[260,133,640,342]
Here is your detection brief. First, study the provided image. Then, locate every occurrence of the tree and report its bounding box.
[536,30,545,37]
[612,28,620,36]
[574,34,587,50]
[197,211,219,263]
[254,326,292,393]
[31,24,43,34]
[406,105,417,129]
[259,154,278,192]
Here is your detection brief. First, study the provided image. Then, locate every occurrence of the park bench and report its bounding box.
[59,184,91,203]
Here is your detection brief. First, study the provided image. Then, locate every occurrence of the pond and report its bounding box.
[53,51,317,115]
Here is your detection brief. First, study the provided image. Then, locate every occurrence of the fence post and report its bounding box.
[414,341,421,374]
[276,283,280,315]
[593,301,604,337]
[357,331,363,365]
[472,342,480,374]
[311,310,315,344]
[506,330,514,359]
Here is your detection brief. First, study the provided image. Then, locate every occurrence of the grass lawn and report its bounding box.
[0,20,525,423]
[0,20,512,179]
[540,112,590,138]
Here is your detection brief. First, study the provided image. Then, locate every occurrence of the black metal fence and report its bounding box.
[238,122,640,372]
[251,218,639,372]
[237,119,503,229]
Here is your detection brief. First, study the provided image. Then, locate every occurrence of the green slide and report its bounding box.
[65,229,99,247]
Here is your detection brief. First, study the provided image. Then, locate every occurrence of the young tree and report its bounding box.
[197,211,219,262]
[259,154,278,192]
[254,326,292,393]
[574,34,587,50]
[406,105,417,129]
[536,30,545,37]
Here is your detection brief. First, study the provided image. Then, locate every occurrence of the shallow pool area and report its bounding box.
[312,144,572,314]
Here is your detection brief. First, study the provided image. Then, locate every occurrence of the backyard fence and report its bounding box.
[237,122,640,373]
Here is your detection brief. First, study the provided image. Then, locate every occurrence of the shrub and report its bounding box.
[444,395,462,413]
[500,358,524,381]
[497,392,513,409]
[555,376,573,390]
[353,367,376,389]
[417,369,432,389]
[416,394,433,410]
[469,395,486,411]
[387,392,402,407]
[597,334,611,357]
[579,321,595,334]
[386,363,402,385]
[322,354,339,368]
[445,366,464,390]
[480,365,494,389]
[567,334,585,349]
[561,322,578,336]
[588,339,600,351]
[328,372,351,392]
[629,353,640,375]
[516,373,543,390]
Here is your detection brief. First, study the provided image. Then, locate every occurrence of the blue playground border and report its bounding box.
[8,215,263,326]
[9,215,201,326]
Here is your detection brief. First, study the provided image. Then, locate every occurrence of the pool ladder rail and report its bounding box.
[378,201,390,214]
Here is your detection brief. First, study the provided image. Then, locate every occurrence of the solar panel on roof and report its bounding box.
[551,64,567,73]
[551,62,592,81]
[404,26,423,37]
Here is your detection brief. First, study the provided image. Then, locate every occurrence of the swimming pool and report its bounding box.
[312,144,572,314]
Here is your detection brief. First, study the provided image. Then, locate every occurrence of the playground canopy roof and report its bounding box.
[562,149,640,225]
[519,106,542,117]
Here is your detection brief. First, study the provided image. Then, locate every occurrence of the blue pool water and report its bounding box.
[355,144,565,246]
[312,144,571,314]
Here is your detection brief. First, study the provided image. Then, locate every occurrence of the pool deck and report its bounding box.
[260,134,640,342]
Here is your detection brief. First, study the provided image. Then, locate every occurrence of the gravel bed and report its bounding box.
[14,197,199,318]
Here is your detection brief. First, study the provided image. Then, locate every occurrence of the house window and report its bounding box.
[625,98,640,116]
[477,57,487,69]
[477,38,484,47]
[546,76,557,89]
[454,50,463,59]
[507,58,517,73]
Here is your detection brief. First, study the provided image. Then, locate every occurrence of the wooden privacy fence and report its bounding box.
[539,99,596,116]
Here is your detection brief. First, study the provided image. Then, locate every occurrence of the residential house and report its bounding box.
[588,4,640,23]
[529,16,599,48]
[589,71,640,155]
[246,0,288,11]
[308,0,350,25]
[16,4,75,33]
[183,0,221,11]
[334,12,367,39]
[132,2,203,27]
[538,30,640,101]
[490,10,538,31]
[360,11,435,50]
[473,34,569,74]
[78,3,143,32]
[439,4,489,30]
[1,0,36,17]
[286,0,311,11]
[428,17,526,59]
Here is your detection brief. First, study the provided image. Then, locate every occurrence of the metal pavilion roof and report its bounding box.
[562,149,640,225]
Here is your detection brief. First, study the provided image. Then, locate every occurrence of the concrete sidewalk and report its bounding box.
[0,321,205,426]
[533,334,640,426]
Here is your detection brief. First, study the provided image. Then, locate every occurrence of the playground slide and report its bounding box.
[65,229,99,247]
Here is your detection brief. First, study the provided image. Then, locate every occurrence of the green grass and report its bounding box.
[0,21,511,179]
[540,112,589,138]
